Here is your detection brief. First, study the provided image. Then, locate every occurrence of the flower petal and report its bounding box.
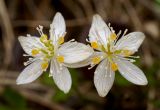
[63,52,105,68]
[18,36,44,55]
[16,60,43,84]
[89,14,111,46]
[115,32,145,53]
[63,57,91,68]
[115,58,148,85]
[94,59,115,97]
[58,41,94,64]
[50,12,66,44]
[50,58,71,93]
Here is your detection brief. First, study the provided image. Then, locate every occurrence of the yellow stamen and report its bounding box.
[40,34,48,43]
[123,50,133,57]
[92,56,101,64]
[111,63,118,71]
[31,49,39,56]
[57,55,64,63]
[58,37,64,45]
[91,42,98,49]
[41,61,48,71]
[110,33,117,41]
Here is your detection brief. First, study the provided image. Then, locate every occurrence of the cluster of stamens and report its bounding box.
[24,25,65,71]
[89,25,137,73]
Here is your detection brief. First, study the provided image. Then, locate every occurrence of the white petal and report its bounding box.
[89,14,111,46]
[63,52,105,68]
[18,36,44,55]
[50,12,66,44]
[50,59,71,93]
[115,32,145,53]
[58,41,94,64]
[63,57,91,68]
[115,58,148,85]
[16,60,43,84]
[94,59,115,97]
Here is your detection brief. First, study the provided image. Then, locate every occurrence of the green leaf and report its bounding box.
[155,0,160,5]
[2,87,27,110]
[0,105,11,110]
[52,69,79,102]
[115,71,131,86]
[53,90,71,102]
[145,60,160,86]
[69,68,79,87]
[153,100,160,108]
[40,72,54,86]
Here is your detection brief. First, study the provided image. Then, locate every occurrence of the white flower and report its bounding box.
[17,12,94,93]
[88,14,148,97]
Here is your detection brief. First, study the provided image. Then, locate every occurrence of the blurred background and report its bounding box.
[0,0,160,110]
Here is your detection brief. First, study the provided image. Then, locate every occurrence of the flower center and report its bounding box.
[39,34,54,58]
[90,32,135,71]
[31,36,64,71]
[24,26,66,71]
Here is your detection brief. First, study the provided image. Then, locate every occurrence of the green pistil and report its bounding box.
[101,45,106,52]
[107,43,111,53]
[114,50,122,54]
[40,49,48,54]
[105,43,114,63]
[40,39,55,59]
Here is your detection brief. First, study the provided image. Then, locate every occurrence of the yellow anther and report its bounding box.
[57,55,64,63]
[110,33,117,41]
[111,63,118,71]
[31,49,39,56]
[91,42,98,49]
[40,34,48,43]
[92,56,101,64]
[41,61,48,71]
[122,50,133,57]
[58,37,64,45]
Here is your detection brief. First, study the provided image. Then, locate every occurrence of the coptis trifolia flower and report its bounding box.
[88,14,148,97]
[17,12,94,93]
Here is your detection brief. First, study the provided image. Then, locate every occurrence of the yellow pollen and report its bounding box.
[31,49,39,56]
[41,61,48,71]
[40,34,48,43]
[110,33,117,41]
[92,56,101,64]
[91,42,98,49]
[111,63,118,71]
[123,50,133,57]
[58,37,64,45]
[57,56,64,63]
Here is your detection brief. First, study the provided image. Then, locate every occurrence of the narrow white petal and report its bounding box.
[115,32,145,53]
[115,58,148,85]
[89,14,111,46]
[18,36,44,55]
[50,12,66,44]
[94,59,115,97]
[50,59,71,93]
[16,60,43,84]
[58,42,94,64]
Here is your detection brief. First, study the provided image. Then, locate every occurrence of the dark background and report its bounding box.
[0,0,160,110]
